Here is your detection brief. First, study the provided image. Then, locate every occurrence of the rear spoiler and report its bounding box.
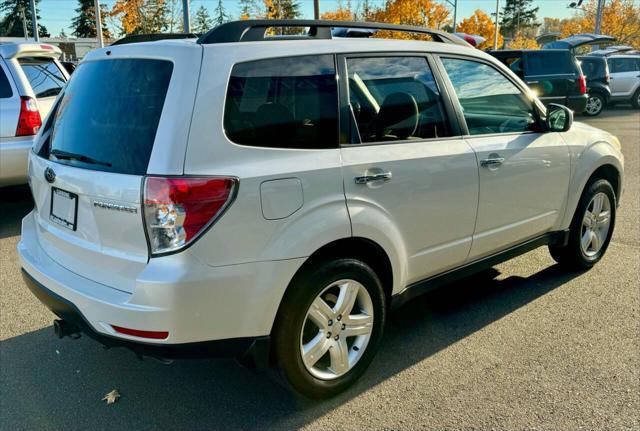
[0,43,62,60]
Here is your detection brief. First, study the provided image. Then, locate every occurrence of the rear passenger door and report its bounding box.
[609,57,640,97]
[339,54,479,284]
[438,56,570,260]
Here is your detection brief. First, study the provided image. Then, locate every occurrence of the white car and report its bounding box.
[0,42,69,186]
[606,54,640,108]
[18,20,624,399]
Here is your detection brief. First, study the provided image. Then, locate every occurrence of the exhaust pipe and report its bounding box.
[53,319,81,339]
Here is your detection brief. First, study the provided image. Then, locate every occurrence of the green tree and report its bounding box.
[265,0,300,20]
[0,0,49,37]
[500,0,539,38]
[239,0,262,19]
[142,0,169,33]
[70,0,112,39]
[194,5,213,32]
[212,0,229,25]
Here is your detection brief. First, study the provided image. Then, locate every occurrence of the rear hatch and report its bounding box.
[524,50,582,105]
[29,42,202,293]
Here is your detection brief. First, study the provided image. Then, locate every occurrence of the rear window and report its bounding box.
[526,52,575,76]
[18,57,66,98]
[224,55,338,149]
[0,66,12,98]
[47,59,173,175]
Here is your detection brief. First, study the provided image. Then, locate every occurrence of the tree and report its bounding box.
[540,17,562,35]
[212,0,229,25]
[321,0,353,21]
[110,0,169,35]
[507,31,539,49]
[239,0,262,19]
[456,9,503,50]
[560,0,640,47]
[500,0,539,39]
[59,28,68,38]
[264,0,300,20]
[70,0,112,40]
[194,5,213,32]
[373,0,450,38]
[0,0,49,37]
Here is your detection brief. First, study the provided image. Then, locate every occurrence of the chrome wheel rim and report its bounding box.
[586,96,602,115]
[581,192,612,258]
[300,279,374,380]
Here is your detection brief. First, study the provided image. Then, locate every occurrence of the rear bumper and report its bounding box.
[566,94,588,113]
[21,268,269,364]
[18,210,305,348]
[0,136,33,186]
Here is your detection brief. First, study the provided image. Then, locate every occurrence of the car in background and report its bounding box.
[606,55,640,108]
[0,42,69,186]
[578,55,610,116]
[489,49,588,113]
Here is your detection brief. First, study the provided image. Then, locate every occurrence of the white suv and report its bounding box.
[0,42,69,186]
[18,20,624,399]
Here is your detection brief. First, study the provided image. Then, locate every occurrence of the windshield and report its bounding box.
[46,58,173,175]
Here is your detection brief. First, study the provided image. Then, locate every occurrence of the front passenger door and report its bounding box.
[439,57,570,260]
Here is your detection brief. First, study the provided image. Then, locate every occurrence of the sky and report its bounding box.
[35,0,579,37]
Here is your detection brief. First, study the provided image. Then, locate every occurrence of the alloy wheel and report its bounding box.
[580,192,612,258]
[300,279,374,380]
[585,95,603,115]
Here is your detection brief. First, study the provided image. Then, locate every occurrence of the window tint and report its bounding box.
[47,59,173,175]
[18,57,66,98]
[346,56,450,143]
[441,58,540,136]
[494,54,525,78]
[224,55,338,149]
[526,51,574,75]
[0,66,12,98]
[611,58,639,73]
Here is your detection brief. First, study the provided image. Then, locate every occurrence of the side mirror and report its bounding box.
[546,103,573,132]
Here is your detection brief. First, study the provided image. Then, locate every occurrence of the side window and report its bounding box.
[441,58,540,136]
[495,55,524,78]
[0,65,12,98]
[345,56,451,143]
[224,55,338,149]
[17,57,66,98]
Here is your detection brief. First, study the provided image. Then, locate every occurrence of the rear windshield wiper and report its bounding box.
[50,149,112,167]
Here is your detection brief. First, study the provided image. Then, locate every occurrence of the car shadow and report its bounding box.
[0,185,33,240]
[0,264,584,430]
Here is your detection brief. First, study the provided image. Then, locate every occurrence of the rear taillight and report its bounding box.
[143,176,237,255]
[16,96,42,136]
[605,74,610,83]
[577,75,587,95]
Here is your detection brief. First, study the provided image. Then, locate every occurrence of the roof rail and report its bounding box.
[112,33,198,46]
[197,20,469,46]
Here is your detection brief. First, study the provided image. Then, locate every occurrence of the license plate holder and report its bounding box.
[50,187,78,231]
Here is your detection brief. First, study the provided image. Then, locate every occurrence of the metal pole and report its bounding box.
[594,0,604,34]
[314,0,320,20]
[19,7,28,39]
[29,0,39,41]
[494,0,500,50]
[94,0,104,48]
[452,0,457,32]
[182,0,191,33]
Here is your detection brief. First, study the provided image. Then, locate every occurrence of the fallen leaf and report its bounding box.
[102,389,120,405]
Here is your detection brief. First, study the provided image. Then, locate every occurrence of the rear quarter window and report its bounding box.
[0,65,12,98]
[46,58,173,175]
[224,54,338,149]
[18,57,66,98]
[526,52,575,76]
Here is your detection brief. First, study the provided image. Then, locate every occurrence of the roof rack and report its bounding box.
[112,33,198,46]
[197,20,468,46]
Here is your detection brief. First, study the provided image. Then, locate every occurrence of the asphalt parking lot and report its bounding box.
[1,107,638,430]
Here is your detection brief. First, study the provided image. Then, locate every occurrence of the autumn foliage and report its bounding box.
[456,9,502,50]
[560,0,640,47]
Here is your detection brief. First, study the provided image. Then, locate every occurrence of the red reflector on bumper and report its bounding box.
[111,325,169,340]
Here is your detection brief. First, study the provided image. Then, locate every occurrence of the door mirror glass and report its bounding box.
[546,103,573,132]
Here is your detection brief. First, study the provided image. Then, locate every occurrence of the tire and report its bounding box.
[632,88,640,109]
[584,93,606,116]
[272,258,386,399]
[549,179,616,270]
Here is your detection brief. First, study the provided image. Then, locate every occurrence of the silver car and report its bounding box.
[0,42,69,186]
[607,54,640,108]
